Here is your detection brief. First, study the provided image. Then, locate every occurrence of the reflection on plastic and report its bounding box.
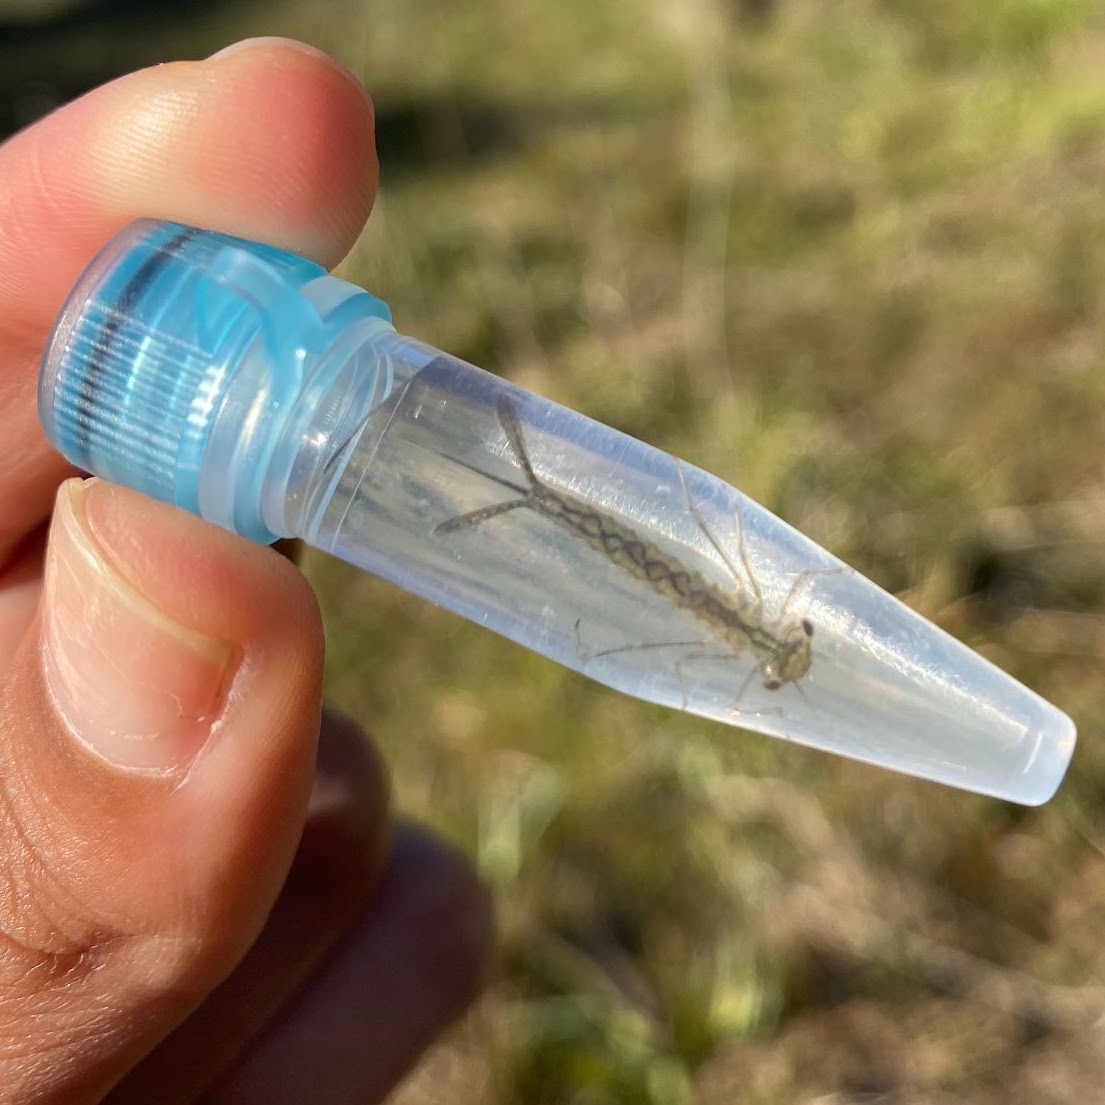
[38,219,1077,805]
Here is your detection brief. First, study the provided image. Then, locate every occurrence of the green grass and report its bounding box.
[308,3,1105,1100]
[21,0,1105,1098]
[317,2,1105,1100]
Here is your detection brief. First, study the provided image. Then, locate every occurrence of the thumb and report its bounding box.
[0,477,324,1104]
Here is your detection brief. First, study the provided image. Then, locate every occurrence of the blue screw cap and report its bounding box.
[39,219,392,542]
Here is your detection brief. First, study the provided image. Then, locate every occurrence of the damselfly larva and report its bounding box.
[434,396,816,693]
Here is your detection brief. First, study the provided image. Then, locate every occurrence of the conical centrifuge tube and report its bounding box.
[38,220,1076,804]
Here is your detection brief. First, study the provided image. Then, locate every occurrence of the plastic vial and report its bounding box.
[38,220,1076,804]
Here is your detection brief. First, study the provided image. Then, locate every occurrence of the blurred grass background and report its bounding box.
[6,0,1105,1100]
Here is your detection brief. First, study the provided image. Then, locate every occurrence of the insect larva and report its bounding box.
[434,395,816,692]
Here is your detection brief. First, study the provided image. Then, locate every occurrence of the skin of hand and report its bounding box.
[0,37,493,1105]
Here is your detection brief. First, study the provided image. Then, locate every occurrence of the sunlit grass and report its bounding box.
[14,0,1105,1098]
[304,1,1105,1101]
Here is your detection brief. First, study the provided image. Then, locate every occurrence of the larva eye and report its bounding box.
[763,679,781,692]
[802,618,814,637]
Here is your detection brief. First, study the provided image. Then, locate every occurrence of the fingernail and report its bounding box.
[207,37,372,108]
[43,480,238,774]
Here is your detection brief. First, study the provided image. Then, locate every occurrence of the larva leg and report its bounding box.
[495,396,540,484]
[779,566,844,616]
[434,497,529,535]
[676,463,763,613]
[573,618,715,665]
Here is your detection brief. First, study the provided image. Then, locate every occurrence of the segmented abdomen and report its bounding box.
[530,485,757,639]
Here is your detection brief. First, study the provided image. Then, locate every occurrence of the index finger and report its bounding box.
[0,38,378,567]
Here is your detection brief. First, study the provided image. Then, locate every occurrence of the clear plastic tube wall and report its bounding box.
[39,221,1077,804]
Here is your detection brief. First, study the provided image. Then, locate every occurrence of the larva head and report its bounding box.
[761,618,814,691]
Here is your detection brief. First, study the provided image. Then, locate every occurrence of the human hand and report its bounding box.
[0,37,491,1104]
